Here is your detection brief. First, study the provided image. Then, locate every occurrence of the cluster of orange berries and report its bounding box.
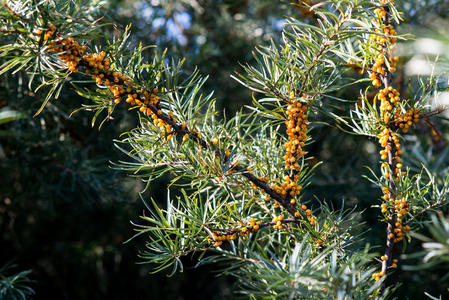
[38,25,87,73]
[79,50,175,138]
[392,198,411,242]
[372,1,397,47]
[372,270,385,282]
[369,55,398,88]
[294,203,315,224]
[374,24,397,47]
[210,231,237,247]
[272,215,285,229]
[369,3,398,88]
[381,256,398,268]
[395,108,420,133]
[376,87,405,181]
[372,259,398,281]
[283,100,308,171]
[304,206,316,225]
[371,55,386,78]
[381,198,410,243]
[251,176,287,208]
[266,92,316,225]
[210,218,262,247]
[378,131,403,181]
[381,191,411,243]
[84,52,113,79]
[83,53,132,101]
[252,177,285,209]
[40,25,175,138]
[378,87,400,123]
[264,177,315,224]
[35,24,56,41]
[371,0,409,281]
[272,175,302,200]
[270,176,316,225]
[271,211,315,230]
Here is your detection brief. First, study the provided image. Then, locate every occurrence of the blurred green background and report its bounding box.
[1,0,449,299]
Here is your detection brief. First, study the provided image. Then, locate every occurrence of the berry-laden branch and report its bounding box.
[30,23,323,244]
[271,93,317,226]
[208,217,303,247]
[367,0,416,288]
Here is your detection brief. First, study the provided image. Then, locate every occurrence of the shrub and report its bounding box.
[1,0,448,298]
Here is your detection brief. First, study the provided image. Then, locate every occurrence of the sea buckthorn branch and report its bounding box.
[233,5,358,236]
[269,93,318,227]
[371,5,400,285]
[233,165,299,217]
[252,2,380,236]
[232,4,381,239]
[6,1,435,296]
[21,23,324,245]
[367,0,417,286]
[208,217,302,247]
[354,8,447,282]
[241,92,319,238]
[175,2,364,247]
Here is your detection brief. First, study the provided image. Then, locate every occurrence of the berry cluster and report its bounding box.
[210,218,262,247]
[369,3,398,88]
[293,204,314,224]
[374,24,397,48]
[283,100,308,171]
[258,175,300,210]
[269,93,316,225]
[381,193,411,243]
[41,25,178,141]
[249,92,316,227]
[372,259,397,281]
[378,128,402,181]
[272,215,284,229]
[81,52,174,137]
[39,25,87,72]
[369,55,398,87]
[210,231,237,247]
[372,270,385,282]
[272,175,302,200]
[35,24,56,41]
[392,198,411,242]
[394,109,419,133]
[304,206,316,225]
[378,87,400,124]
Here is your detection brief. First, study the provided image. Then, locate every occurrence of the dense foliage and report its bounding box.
[1,0,449,299]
